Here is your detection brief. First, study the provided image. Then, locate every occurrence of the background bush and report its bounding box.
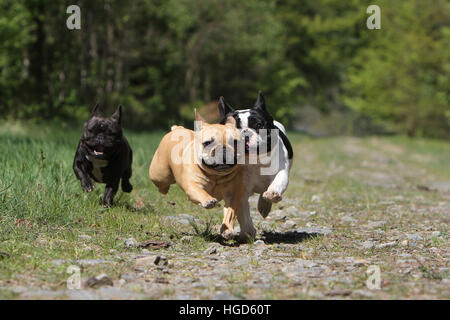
[0,0,448,137]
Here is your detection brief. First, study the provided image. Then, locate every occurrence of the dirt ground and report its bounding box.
[1,132,448,299]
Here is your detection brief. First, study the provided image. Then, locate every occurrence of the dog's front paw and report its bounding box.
[221,229,237,240]
[238,230,257,244]
[201,198,218,209]
[81,180,95,193]
[101,197,114,208]
[220,223,234,235]
[263,190,282,203]
[102,201,113,208]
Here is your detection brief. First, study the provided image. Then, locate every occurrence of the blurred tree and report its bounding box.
[0,0,448,137]
[343,0,450,137]
[275,0,368,111]
[0,0,34,118]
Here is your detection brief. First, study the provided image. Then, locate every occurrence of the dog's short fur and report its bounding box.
[149,106,247,237]
[73,104,133,206]
[218,92,293,238]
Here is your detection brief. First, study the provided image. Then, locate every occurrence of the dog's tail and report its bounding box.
[171,125,184,131]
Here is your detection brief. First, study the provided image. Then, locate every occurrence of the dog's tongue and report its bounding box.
[95,145,104,153]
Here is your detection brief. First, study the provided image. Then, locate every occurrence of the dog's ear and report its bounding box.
[254,91,266,112]
[218,96,234,120]
[90,103,101,117]
[225,116,236,127]
[111,105,122,123]
[194,108,208,124]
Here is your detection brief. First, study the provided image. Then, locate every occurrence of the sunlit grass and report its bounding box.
[0,122,449,296]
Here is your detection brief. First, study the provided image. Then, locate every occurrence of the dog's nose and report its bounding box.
[212,147,228,160]
[223,146,236,163]
[96,135,104,144]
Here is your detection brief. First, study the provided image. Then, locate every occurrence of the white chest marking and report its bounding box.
[86,155,108,182]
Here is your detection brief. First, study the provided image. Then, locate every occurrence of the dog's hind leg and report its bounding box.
[121,168,133,193]
[149,149,175,195]
[121,151,133,193]
[220,191,242,234]
[155,182,171,194]
[150,169,174,194]
[220,206,236,236]
[257,194,272,218]
[237,199,256,243]
[103,179,120,207]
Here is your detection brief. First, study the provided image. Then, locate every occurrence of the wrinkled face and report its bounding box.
[218,92,275,157]
[232,108,274,155]
[82,115,122,159]
[195,121,242,172]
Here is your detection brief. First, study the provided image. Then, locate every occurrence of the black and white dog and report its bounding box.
[218,92,293,240]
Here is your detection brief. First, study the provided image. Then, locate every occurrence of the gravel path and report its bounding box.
[2,137,449,299]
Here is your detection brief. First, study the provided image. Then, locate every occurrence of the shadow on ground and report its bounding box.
[192,229,322,246]
[261,231,322,244]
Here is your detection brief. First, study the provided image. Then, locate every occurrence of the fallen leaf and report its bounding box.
[138,240,170,249]
[83,274,113,289]
[354,258,369,266]
[135,255,159,267]
[136,195,144,209]
[0,252,10,260]
[154,277,169,284]
[325,289,352,297]
[14,219,33,228]
[304,178,323,184]
[417,185,432,192]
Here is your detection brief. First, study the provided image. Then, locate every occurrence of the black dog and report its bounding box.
[73,104,133,206]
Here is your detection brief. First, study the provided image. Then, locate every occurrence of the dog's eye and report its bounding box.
[202,141,213,147]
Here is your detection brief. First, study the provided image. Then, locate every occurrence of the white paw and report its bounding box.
[263,190,282,203]
[221,230,237,240]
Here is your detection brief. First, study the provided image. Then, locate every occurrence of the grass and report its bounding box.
[0,121,220,285]
[0,121,449,299]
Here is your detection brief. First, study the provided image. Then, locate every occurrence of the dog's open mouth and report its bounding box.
[93,145,105,156]
[245,140,251,153]
[210,163,235,171]
[202,159,235,172]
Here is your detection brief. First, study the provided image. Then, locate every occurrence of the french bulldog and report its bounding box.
[149,104,247,237]
[73,104,133,206]
[218,91,293,238]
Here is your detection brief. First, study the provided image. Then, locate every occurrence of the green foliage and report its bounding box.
[0,0,34,117]
[344,0,450,137]
[0,0,448,137]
